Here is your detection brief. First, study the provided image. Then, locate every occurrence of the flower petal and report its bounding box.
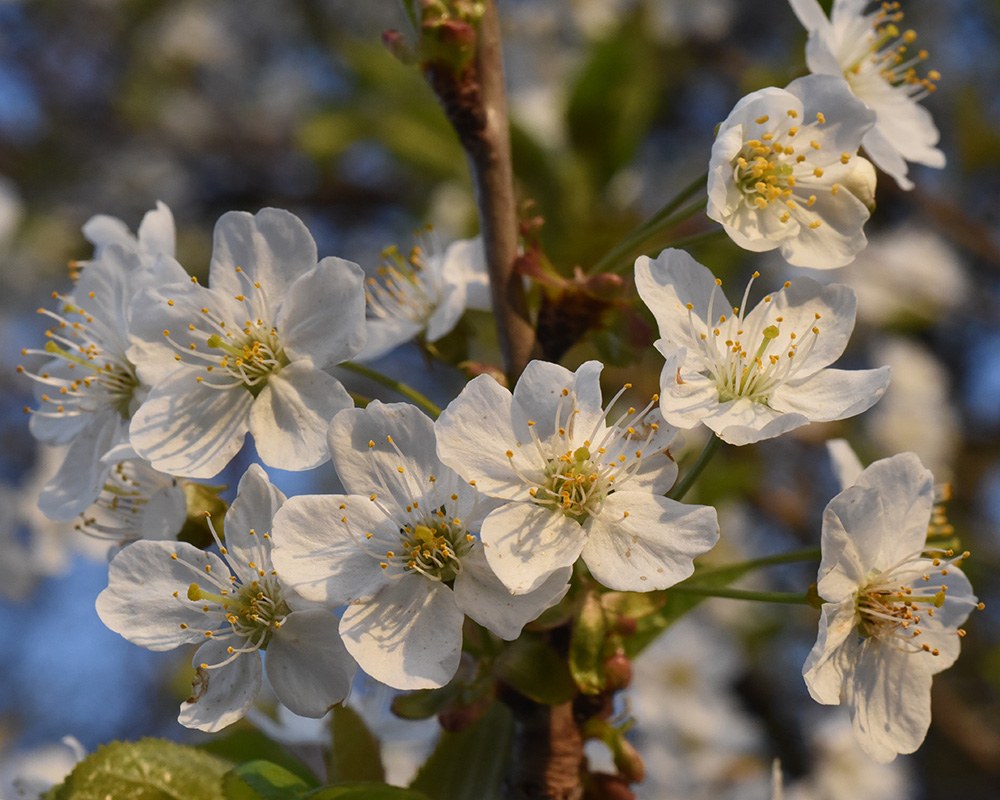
[223,464,286,569]
[328,401,445,504]
[38,415,119,521]
[266,609,356,717]
[278,257,367,368]
[844,639,933,762]
[510,360,605,443]
[249,362,352,472]
[271,493,395,606]
[454,545,570,640]
[179,639,262,732]
[582,492,719,591]
[129,369,252,479]
[769,366,890,423]
[96,540,228,650]
[802,599,859,704]
[340,578,464,690]
[479,502,588,595]
[209,208,319,300]
[436,374,535,501]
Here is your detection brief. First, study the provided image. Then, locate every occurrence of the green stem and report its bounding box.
[668,434,722,501]
[587,172,708,275]
[694,547,823,580]
[662,228,728,251]
[668,585,811,605]
[340,362,442,419]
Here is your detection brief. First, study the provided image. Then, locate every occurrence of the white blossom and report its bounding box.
[359,232,490,362]
[789,0,945,189]
[635,248,890,445]
[435,359,720,595]
[708,75,877,268]
[75,458,187,544]
[127,207,367,478]
[96,464,356,732]
[19,203,185,520]
[271,401,569,690]
[803,452,979,762]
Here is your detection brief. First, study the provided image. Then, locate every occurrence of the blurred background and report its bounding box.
[1,0,998,797]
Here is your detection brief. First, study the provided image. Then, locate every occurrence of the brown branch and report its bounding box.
[423,0,538,383]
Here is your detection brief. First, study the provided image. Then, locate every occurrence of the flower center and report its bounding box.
[76,460,181,541]
[389,516,474,582]
[855,548,971,656]
[684,275,822,405]
[20,295,141,423]
[510,385,662,524]
[846,4,939,99]
[731,108,848,230]
[206,326,289,397]
[365,241,438,326]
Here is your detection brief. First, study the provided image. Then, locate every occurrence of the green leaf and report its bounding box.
[390,683,462,720]
[409,701,514,800]
[624,561,757,657]
[198,728,319,785]
[53,738,231,800]
[223,761,312,800]
[569,592,607,695]
[304,783,432,800]
[327,705,385,783]
[493,638,576,705]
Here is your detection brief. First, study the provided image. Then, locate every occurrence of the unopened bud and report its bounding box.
[603,650,632,692]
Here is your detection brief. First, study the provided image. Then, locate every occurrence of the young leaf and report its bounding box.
[198,728,319,785]
[304,784,432,800]
[493,638,576,705]
[223,761,313,800]
[409,701,514,800]
[52,738,231,800]
[327,705,385,783]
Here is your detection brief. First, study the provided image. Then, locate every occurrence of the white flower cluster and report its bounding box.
[16,10,976,767]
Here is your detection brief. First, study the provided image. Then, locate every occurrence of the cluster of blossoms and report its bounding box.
[17,0,975,771]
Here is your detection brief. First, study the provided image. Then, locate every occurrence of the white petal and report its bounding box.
[788,0,831,32]
[818,485,884,600]
[38,416,119,521]
[129,370,252,479]
[581,492,719,591]
[480,502,588,594]
[846,453,934,568]
[444,236,490,311]
[179,638,262,732]
[140,481,188,541]
[436,374,535,501]
[845,639,932,762]
[96,540,228,650]
[510,360,605,443]
[82,214,133,253]
[802,600,859,704]
[209,208,319,300]
[271,494,394,606]
[826,438,865,491]
[635,249,731,363]
[355,318,423,362]
[266,609,356,716]
[776,187,872,269]
[249,363,352,472]
[769,366,890,423]
[136,201,176,258]
[223,464,286,568]
[340,578,464,689]
[278,257,367,367]
[454,545,570,640]
[425,282,466,343]
[328,401,450,505]
[785,75,877,155]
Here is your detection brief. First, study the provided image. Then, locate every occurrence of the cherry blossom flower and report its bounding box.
[75,459,187,544]
[435,360,720,595]
[634,248,890,446]
[802,452,980,762]
[789,0,945,189]
[270,401,569,690]
[96,464,356,732]
[359,232,490,362]
[708,74,877,268]
[19,203,186,520]
[127,207,367,478]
